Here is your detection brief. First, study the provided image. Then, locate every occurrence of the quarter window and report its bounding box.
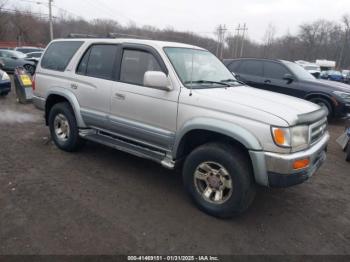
[41,41,83,71]
[120,49,162,86]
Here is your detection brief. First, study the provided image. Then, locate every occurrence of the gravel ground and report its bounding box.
[0,87,349,255]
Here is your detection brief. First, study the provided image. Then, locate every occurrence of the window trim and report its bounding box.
[117,44,167,87]
[40,41,83,72]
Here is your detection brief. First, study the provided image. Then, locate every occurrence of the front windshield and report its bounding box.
[164,47,238,88]
[285,62,316,81]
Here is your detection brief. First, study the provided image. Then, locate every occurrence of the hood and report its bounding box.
[192,85,320,126]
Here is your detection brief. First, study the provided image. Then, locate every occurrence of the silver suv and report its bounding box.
[33,38,329,217]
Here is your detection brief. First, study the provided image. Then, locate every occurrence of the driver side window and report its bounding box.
[120,49,162,86]
[264,61,289,79]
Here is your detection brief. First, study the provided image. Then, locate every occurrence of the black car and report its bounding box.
[0,69,11,96]
[224,58,350,118]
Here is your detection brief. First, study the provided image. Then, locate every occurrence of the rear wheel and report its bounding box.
[48,102,85,152]
[0,92,8,97]
[23,64,35,75]
[346,142,350,162]
[183,142,256,218]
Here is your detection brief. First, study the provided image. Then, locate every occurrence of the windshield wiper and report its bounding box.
[184,80,231,87]
[220,78,245,85]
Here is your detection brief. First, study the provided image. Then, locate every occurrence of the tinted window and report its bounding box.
[41,41,83,71]
[83,45,118,79]
[227,61,241,72]
[237,60,263,76]
[264,61,289,79]
[120,49,161,85]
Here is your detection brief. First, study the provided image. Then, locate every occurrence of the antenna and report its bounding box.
[189,52,194,96]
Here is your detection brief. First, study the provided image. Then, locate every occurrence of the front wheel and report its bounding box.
[183,142,256,218]
[48,102,85,152]
[309,98,333,117]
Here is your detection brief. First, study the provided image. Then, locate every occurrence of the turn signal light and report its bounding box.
[273,128,286,145]
[293,158,310,170]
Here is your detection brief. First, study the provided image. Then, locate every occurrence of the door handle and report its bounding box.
[114,93,125,100]
[70,83,78,89]
[264,80,271,84]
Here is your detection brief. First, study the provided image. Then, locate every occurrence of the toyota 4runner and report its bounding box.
[33,38,329,217]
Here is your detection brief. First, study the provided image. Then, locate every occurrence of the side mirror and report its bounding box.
[283,73,294,83]
[143,71,172,91]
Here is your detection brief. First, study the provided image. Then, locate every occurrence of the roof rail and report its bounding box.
[107,32,152,40]
[66,33,102,38]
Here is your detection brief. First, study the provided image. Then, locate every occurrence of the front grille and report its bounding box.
[310,119,327,144]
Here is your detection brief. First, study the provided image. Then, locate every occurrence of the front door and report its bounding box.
[110,45,179,151]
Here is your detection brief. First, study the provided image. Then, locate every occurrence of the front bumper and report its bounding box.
[250,133,329,188]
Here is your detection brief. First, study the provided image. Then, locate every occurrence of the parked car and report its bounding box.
[33,39,329,218]
[25,51,43,65]
[0,49,36,75]
[342,70,350,84]
[295,60,321,78]
[224,58,350,118]
[15,46,44,54]
[320,70,344,82]
[0,69,11,96]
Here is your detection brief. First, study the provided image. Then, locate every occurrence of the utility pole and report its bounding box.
[216,24,227,59]
[233,24,241,58]
[49,0,53,40]
[240,23,248,58]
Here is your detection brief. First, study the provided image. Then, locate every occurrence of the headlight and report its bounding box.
[333,91,350,101]
[1,72,9,81]
[271,126,309,148]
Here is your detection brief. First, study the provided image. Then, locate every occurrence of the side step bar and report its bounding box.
[79,129,175,169]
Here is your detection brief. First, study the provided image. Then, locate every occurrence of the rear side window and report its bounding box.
[236,60,263,76]
[264,61,289,79]
[120,49,162,86]
[41,41,83,71]
[77,44,118,80]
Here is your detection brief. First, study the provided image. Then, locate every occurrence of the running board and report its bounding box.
[79,129,175,169]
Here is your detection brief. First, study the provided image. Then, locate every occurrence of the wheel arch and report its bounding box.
[45,89,86,128]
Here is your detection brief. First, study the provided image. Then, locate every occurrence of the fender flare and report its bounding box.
[45,88,87,128]
[172,117,262,159]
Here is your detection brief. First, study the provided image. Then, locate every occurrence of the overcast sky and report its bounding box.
[13,0,350,42]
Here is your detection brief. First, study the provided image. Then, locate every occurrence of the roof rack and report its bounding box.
[65,32,152,40]
[66,33,102,38]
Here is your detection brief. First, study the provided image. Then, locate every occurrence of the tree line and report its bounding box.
[1,3,350,68]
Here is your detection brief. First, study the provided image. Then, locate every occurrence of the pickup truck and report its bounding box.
[33,39,329,218]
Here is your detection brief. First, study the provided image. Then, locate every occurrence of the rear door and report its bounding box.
[73,44,119,129]
[234,60,265,89]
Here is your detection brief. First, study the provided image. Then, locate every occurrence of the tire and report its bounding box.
[183,142,256,218]
[309,98,333,117]
[0,92,8,97]
[48,102,85,152]
[23,64,36,75]
[346,142,350,162]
